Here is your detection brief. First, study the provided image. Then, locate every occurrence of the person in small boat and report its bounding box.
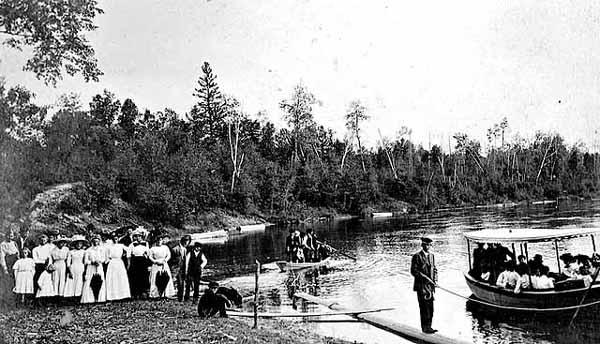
[287,230,304,263]
[514,267,531,294]
[490,244,514,283]
[410,236,438,334]
[480,266,491,282]
[495,261,519,289]
[516,255,528,275]
[302,228,318,262]
[528,254,548,275]
[198,281,230,318]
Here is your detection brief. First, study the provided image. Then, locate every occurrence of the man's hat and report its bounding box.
[421,236,433,244]
[208,281,219,288]
[193,242,202,248]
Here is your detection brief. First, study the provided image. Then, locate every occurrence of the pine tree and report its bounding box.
[189,62,225,142]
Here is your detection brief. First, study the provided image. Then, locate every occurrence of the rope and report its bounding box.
[434,281,600,312]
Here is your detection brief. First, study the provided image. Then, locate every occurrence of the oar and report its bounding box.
[316,240,357,261]
[568,264,600,328]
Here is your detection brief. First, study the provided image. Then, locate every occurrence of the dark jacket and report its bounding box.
[410,250,437,293]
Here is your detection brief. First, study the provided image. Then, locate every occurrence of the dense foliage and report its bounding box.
[1,64,599,227]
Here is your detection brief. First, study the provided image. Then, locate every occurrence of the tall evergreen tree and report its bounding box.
[189,62,225,142]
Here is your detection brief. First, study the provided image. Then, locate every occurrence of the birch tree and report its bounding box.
[345,100,369,173]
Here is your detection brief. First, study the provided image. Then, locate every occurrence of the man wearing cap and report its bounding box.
[410,236,438,334]
[183,242,207,303]
[198,281,229,318]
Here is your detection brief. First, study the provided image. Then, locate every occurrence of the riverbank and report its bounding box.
[0,299,356,344]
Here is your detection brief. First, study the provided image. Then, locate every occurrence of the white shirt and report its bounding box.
[533,275,554,289]
[514,274,530,293]
[32,243,53,264]
[496,270,519,288]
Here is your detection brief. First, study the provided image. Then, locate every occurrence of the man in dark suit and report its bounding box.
[172,235,191,301]
[183,242,207,303]
[410,236,438,334]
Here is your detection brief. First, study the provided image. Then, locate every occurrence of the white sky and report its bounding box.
[1,0,600,150]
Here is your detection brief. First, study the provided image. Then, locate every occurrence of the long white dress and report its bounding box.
[63,250,85,297]
[81,246,107,303]
[36,270,55,297]
[105,243,131,300]
[148,245,175,298]
[50,246,69,297]
[13,258,35,294]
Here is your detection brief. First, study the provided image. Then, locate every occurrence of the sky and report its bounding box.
[1,0,600,150]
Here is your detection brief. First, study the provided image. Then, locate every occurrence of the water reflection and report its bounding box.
[202,200,600,344]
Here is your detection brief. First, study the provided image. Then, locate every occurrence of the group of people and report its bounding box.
[0,226,211,307]
[470,242,600,293]
[284,228,329,263]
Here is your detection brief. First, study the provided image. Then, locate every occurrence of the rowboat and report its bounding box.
[463,227,600,310]
[275,257,332,272]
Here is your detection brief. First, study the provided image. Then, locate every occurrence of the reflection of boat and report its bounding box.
[276,257,332,272]
[464,227,600,310]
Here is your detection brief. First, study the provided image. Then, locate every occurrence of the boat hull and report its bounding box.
[276,258,331,272]
[464,273,600,310]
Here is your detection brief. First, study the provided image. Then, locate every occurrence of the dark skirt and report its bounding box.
[129,256,150,296]
[0,254,19,308]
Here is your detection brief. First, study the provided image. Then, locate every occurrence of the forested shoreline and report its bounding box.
[1,62,599,228]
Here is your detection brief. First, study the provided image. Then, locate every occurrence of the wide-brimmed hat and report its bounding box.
[53,235,71,244]
[132,226,148,237]
[70,234,88,245]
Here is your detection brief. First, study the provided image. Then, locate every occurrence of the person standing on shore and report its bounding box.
[410,236,438,334]
[183,242,207,303]
[31,234,52,297]
[171,235,191,302]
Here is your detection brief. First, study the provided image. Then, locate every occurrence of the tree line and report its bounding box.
[1,63,599,228]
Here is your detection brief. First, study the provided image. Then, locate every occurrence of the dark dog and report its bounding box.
[198,286,242,318]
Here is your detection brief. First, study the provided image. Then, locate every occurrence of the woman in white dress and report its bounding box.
[105,232,131,301]
[63,235,87,299]
[81,235,107,303]
[148,235,175,298]
[49,236,70,299]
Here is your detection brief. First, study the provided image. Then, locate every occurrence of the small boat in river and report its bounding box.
[463,227,600,311]
[276,257,332,272]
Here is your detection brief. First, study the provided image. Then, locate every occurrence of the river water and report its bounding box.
[202,200,600,344]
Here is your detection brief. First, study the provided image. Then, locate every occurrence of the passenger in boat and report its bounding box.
[532,266,554,289]
[495,261,519,289]
[514,268,531,294]
[559,253,577,279]
[516,255,528,275]
[470,243,486,280]
[492,244,514,282]
[410,236,438,334]
[528,254,548,276]
[480,266,491,282]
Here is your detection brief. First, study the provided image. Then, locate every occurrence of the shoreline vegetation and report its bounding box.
[2,63,600,237]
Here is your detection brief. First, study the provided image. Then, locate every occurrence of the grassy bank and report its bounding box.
[0,299,355,344]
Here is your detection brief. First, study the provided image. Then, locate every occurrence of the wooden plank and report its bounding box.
[295,292,471,344]
[227,307,393,318]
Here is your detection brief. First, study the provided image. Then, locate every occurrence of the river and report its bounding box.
[201,200,600,344]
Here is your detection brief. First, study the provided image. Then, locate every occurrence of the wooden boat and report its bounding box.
[276,257,332,272]
[190,231,228,244]
[464,227,600,310]
[228,223,273,235]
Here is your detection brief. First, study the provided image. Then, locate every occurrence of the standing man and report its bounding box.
[171,235,191,301]
[183,242,207,303]
[410,236,438,334]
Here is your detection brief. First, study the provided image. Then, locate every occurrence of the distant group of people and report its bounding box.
[284,228,330,263]
[469,242,600,293]
[0,226,215,308]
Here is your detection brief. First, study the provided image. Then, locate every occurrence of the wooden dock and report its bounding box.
[295,292,471,344]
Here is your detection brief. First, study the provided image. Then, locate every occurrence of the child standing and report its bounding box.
[13,248,35,304]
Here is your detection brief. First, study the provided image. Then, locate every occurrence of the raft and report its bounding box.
[295,292,471,344]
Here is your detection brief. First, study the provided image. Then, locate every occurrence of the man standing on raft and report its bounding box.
[410,236,438,334]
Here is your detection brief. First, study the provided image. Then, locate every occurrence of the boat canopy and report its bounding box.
[464,227,600,244]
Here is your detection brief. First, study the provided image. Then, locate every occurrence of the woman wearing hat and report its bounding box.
[148,234,175,298]
[62,235,87,299]
[128,227,150,299]
[49,236,70,299]
[81,235,107,303]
